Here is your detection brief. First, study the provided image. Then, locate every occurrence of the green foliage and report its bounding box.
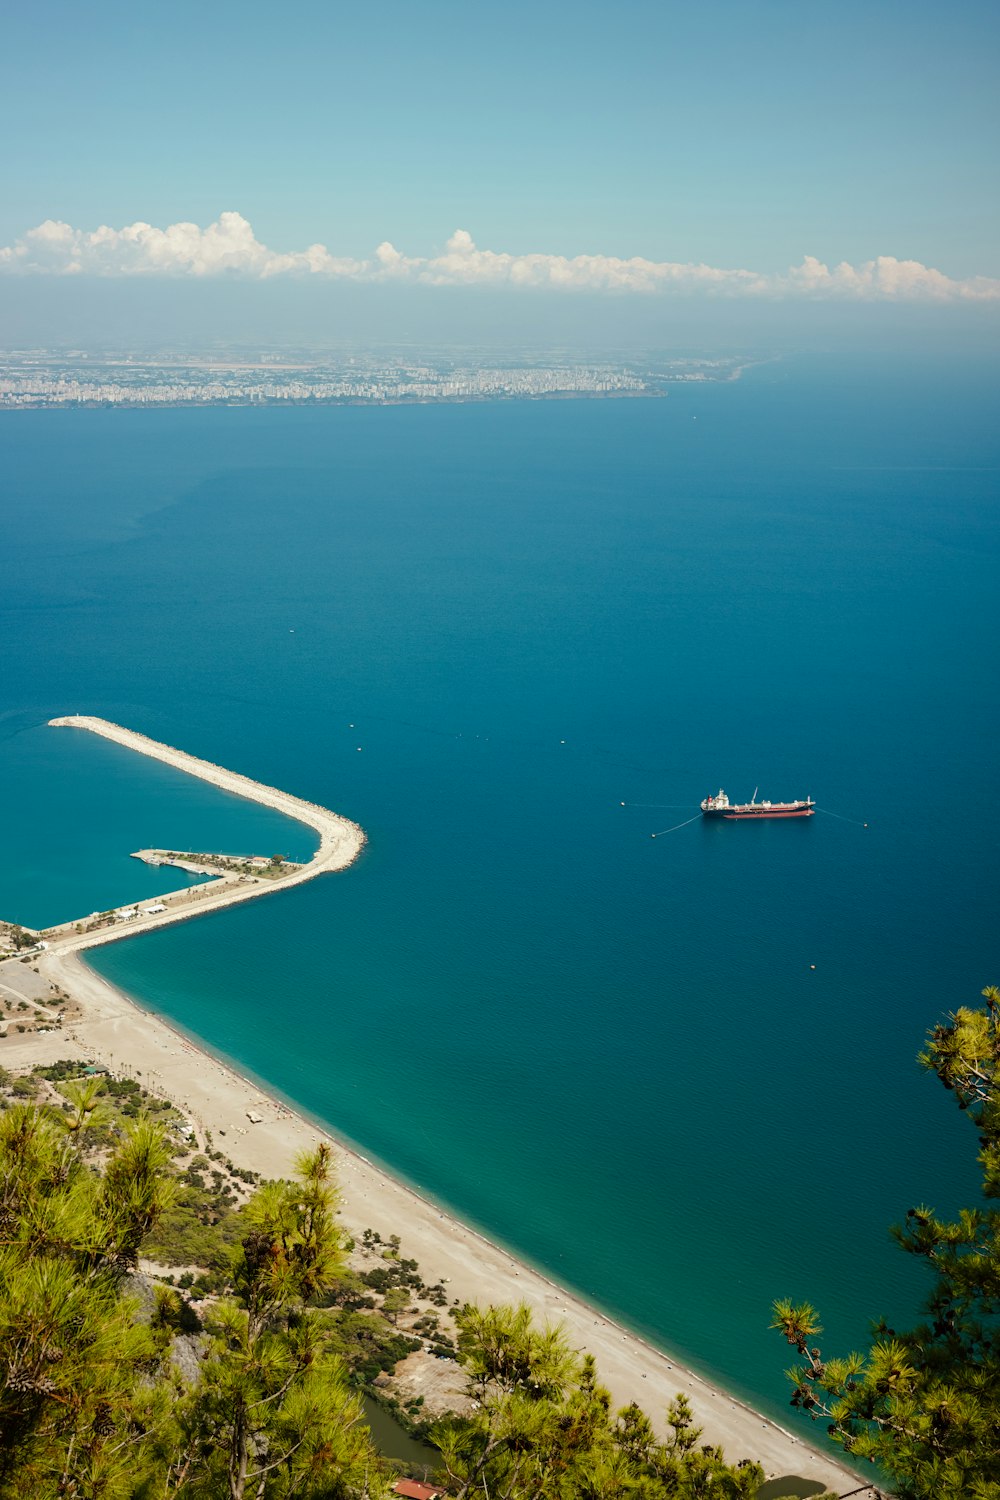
[455,1301,579,1401]
[0,1103,172,1498]
[1,1075,778,1499]
[773,984,1000,1500]
[381,1286,410,1325]
[163,1143,390,1499]
[32,1058,97,1081]
[60,1076,112,1136]
[318,1268,377,1311]
[143,1165,246,1278]
[152,1282,202,1339]
[320,1308,421,1385]
[433,1303,764,1498]
[128,1118,252,1284]
[355,1241,444,1314]
[0,1105,389,1498]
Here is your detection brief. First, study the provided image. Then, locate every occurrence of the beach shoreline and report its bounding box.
[1,717,865,1495]
[4,944,862,1496]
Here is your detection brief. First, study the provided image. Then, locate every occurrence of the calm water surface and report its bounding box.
[2,354,997,1427]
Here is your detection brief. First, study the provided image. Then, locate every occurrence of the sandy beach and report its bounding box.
[4,963,864,1497]
[2,719,866,1496]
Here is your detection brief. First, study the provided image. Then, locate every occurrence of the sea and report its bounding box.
[1,352,997,1433]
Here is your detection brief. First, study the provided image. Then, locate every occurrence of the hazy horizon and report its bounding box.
[3,276,999,358]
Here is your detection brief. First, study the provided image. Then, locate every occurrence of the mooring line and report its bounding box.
[650,813,702,839]
[815,806,869,827]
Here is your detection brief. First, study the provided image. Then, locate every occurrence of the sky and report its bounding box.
[1,0,998,349]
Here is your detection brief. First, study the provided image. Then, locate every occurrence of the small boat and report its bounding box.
[701,788,815,820]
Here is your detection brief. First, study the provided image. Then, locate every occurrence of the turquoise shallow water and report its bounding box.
[1,354,997,1430]
[0,725,316,928]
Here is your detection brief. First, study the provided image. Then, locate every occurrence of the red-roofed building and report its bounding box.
[391,1482,444,1500]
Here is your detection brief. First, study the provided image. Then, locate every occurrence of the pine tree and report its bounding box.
[772,985,1000,1500]
[0,1103,172,1498]
[0,1103,388,1499]
[158,1143,387,1499]
[433,1302,764,1498]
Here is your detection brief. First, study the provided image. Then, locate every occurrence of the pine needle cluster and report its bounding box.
[773,985,1000,1500]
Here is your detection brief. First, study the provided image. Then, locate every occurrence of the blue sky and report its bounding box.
[1,0,998,342]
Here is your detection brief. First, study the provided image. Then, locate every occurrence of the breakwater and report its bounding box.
[36,717,365,954]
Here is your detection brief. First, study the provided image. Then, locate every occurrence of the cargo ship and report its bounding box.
[700,788,815,820]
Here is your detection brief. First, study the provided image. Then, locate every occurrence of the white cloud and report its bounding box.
[0,212,996,301]
[777,252,999,301]
[0,212,365,281]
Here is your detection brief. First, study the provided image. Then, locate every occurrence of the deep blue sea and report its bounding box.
[2,354,997,1430]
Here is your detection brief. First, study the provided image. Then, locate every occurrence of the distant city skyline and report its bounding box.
[0,348,754,409]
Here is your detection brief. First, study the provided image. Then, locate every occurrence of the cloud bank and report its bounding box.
[1,212,996,301]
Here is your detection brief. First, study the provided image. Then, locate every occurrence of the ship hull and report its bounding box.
[702,804,814,820]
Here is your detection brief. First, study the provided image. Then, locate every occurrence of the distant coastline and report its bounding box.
[0,351,752,409]
[2,391,666,412]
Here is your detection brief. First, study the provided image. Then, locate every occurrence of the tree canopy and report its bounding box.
[773,984,1000,1500]
[0,1100,388,1500]
[1,1079,776,1499]
[0,1102,174,1496]
[434,1302,765,1499]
